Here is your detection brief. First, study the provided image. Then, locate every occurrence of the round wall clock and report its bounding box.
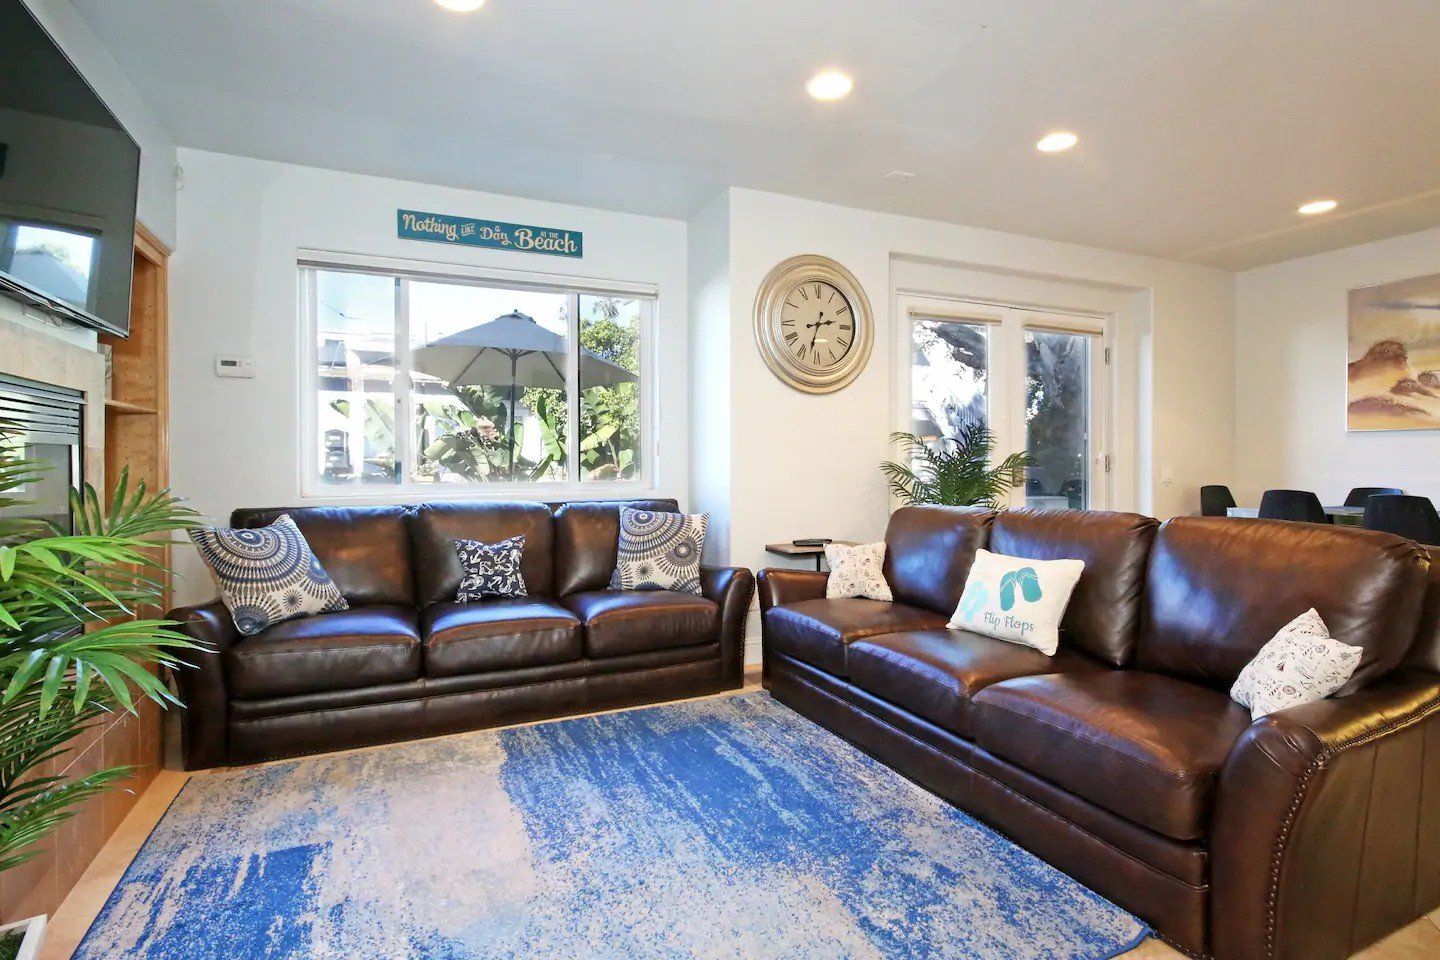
[753,254,874,394]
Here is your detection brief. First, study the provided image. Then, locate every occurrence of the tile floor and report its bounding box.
[35,679,1440,960]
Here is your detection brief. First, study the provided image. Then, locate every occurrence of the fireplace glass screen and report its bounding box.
[0,373,83,534]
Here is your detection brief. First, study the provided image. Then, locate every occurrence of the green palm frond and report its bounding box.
[881,424,1034,508]
[0,427,208,879]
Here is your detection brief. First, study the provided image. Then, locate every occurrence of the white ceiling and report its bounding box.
[72,0,1440,270]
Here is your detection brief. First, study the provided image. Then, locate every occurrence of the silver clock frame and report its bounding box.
[753,254,874,394]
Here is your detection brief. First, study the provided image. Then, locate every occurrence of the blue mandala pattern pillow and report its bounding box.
[455,535,527,602]
[188,514,348,636]
[610,508,708,595]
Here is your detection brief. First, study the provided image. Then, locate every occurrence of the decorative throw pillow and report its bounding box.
[824,542,893,602]
[1231,609,1362,720]
[948,549,1085,656]
[610,508,708,594]
[188,514,348,636]
[455,535,527,601]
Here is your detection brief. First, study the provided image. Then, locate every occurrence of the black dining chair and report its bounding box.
[1363,495,1440,545]
[1200,485,1236,517]
[1344,486,1404,507]
[1258,489,1330,524]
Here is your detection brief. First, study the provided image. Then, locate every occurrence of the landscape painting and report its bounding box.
[1348,272,1440,431]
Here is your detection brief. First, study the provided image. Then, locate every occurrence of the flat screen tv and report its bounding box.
[0,0,140,337]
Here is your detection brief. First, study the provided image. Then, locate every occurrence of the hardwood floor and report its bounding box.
[36,676,1440,960]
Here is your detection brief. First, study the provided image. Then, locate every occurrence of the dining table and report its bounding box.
[1226,505,1365,526]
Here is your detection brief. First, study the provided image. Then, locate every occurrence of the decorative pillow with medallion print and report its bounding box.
[824,541,892,602]
[455,535,528,602]
[610,508,707,595]
[1230,608,1362,720]
[189,514,349,636]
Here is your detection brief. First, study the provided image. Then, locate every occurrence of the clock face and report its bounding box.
[753,254,873,394]
[780,280,855,369]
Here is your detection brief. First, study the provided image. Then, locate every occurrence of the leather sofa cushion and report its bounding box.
[409,502,555,604]
[421,599,582,677]
[1137,517,1428,693]
[551,499,681,597]
[763,599,948,677]
[972,671,1252,841]
[847,629,1103,739]
[563,590,718,658]
[227,605,422,699]
[231,506,414,606]
[883,505,996,616]
[990,509,1158,667]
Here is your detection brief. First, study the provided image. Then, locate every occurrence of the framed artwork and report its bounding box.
[1348,272,1440,431]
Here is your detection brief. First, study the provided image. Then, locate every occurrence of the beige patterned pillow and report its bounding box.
[1230,609,1362,720]
[824,541,892,601]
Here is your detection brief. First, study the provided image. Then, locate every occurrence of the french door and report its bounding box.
[903,296,1110,511]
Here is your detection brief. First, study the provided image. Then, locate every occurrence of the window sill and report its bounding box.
[296,480,662,505]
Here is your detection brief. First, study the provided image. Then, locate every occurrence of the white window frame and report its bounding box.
[298,252,658,501]
[895,292,1113,510]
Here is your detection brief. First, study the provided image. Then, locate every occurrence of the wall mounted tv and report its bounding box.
[0,0,141,338]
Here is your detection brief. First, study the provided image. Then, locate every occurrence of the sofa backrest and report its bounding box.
[230,505,414,606]
[990,509,1159,667]
[409,501,555,604]
[551,498,680,596]
[883,505,996,616]
[1137,516,1428,693]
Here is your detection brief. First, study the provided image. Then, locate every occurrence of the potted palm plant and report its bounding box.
[0,430,201,959]
[881,423,1033,508]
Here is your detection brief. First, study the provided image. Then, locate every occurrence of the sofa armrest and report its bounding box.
[701,565,755,689]
[756,567,829,612]
[167,600,238,770]
[1211,668,1440,960]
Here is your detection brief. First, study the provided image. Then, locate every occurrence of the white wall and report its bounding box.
[169,149,689,604]
[687,193,733,564]
[1235,225,1440,506]
[698,188,1235,587]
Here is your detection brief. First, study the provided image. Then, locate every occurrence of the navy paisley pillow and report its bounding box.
[610,508,707,595]
[188,514,349,636]
[455,535,527,602]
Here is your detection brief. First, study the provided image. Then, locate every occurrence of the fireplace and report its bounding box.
[0,372,84,533]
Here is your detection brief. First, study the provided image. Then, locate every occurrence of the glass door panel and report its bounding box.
[1024,328,1095,510]
[910,317,990,440]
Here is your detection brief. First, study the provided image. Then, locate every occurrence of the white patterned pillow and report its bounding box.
[455,535,527,601]
[189,514,348,636]
[1231,609,1362,720]
[824,542,892,602]
[610,508,708,594]
[947,549,1085,656]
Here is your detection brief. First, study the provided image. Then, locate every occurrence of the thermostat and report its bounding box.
[215,356,256,379]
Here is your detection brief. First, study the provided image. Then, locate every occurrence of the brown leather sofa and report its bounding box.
[759,505,1440,960]
[169,498,753,770]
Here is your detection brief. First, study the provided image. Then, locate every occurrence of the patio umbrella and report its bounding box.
[410,310,637,479]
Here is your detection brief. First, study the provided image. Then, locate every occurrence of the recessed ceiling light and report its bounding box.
[807,70,854,102]
[1297,199,1338,216]
[434,0,486,11]
[1036,131,1078,153]
[885,170,917,182]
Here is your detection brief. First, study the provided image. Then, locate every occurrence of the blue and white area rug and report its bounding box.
[75,693,1147,959]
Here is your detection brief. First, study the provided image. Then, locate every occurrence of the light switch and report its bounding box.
[1161,464,1175,486]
